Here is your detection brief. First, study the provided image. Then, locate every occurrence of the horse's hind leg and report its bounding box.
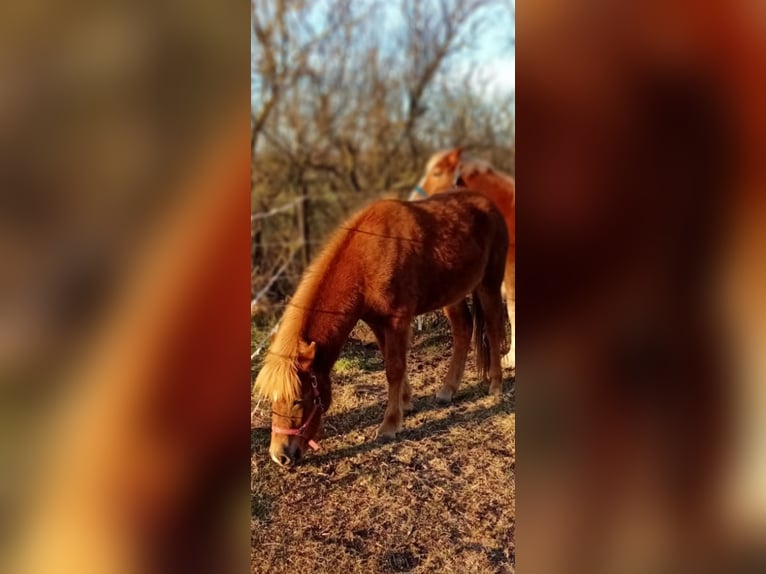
[476,285,506,395]
[436,299,473,404]
[501,251,516,370]
[367,321,413,412]
[376,322,410,441]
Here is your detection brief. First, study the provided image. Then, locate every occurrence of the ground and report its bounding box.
[251,320,515,574]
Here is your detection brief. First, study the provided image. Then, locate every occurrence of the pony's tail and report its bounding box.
[472,292,490,381]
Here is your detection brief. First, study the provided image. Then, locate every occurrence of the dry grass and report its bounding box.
[251,323,515,573]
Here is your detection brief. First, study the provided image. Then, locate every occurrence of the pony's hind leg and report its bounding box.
[436,300,473,404]
[476,285,506,395]
[367,321,413,412]
[376,322,410,441]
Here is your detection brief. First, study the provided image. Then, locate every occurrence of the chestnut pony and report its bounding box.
[254,191,508,467]
[412,148,516,369]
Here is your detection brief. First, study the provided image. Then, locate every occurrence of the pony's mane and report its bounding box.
[253,208,367,403]
[459,157,515,189]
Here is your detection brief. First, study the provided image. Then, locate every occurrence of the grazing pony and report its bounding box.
[254,191,508,467]
[412,148,516,369]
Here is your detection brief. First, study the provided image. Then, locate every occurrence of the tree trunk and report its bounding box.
[297,181,310,268]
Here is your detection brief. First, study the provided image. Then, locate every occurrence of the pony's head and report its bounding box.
[254,339,327,467]
[410,147,463,200]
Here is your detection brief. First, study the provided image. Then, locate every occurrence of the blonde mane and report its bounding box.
[253,208,367,403]
[459,157,515,189]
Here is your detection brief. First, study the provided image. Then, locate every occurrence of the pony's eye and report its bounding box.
[292,399,303,406]
[432,170,443,177]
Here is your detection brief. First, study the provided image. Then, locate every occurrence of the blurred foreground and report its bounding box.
[0,2,250,573]
[518,0,766,572]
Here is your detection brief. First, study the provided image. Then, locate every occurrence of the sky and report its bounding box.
[373,0,515,98]
[482,14,516,95]
[252,0,515,104]
[458,23,515,97]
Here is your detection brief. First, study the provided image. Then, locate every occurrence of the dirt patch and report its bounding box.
[252,323,515,573]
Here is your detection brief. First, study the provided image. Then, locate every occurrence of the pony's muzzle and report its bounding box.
[270,442,302,468]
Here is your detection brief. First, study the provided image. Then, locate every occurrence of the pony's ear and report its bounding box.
[296,340,316,371]
[444,147,462,168]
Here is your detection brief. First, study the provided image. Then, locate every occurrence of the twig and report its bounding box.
[251,197,307,221]
[252,245,302,305]
[252,319,281,360]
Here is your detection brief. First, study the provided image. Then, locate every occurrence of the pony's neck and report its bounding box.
[305,302,360,376]
[298,263,363,377]
[280,217,367,385]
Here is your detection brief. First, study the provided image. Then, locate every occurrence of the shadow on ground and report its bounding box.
[251,376,515,461]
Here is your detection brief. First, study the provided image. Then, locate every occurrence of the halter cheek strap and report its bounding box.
[271,374,323,450]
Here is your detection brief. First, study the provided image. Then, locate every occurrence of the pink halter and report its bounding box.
[271,373,323,450]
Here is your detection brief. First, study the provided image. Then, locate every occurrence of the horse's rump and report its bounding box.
[349,191,508,318]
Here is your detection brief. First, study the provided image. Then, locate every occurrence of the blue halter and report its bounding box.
[411,184,428,199]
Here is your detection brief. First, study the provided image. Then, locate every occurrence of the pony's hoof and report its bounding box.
[375,428,397,442]
[435,388,454,405]
[501,354,515,370]
[489,382,503,396]
[402,401,415,413]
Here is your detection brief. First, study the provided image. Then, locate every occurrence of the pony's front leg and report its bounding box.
[368,321,413,412]
[376,323,409,441]
[402,374,413,412]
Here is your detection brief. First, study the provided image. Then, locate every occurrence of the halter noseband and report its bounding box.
[271,373,323,450]
[412,184,428,198]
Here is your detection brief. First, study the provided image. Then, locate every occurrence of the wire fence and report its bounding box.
[252,244,302,306]
[252,196,322,370]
